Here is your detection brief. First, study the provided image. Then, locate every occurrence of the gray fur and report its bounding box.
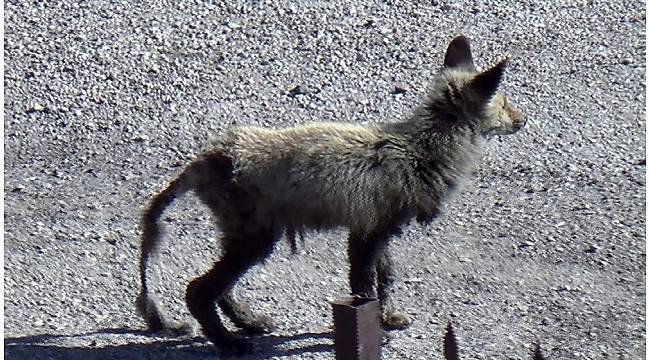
[136,35,525,355]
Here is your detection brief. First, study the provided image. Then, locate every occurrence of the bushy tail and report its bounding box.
[136,171,191,331]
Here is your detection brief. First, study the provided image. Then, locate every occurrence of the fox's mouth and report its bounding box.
[487,124,524,138]
[502,120,526,135]
[513,119,526,131]
[509,125,523,134]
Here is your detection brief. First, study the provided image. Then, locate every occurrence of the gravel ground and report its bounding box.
[4,1,645,359]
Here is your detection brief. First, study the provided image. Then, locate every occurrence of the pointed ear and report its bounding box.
[443,35,476,70]
[467,57,509,101]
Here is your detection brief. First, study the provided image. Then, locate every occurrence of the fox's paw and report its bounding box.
[163,322,195,337]
[240,314,275,335]
[382,311,412,330]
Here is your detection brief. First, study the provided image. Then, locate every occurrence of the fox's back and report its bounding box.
[209,123,411,229]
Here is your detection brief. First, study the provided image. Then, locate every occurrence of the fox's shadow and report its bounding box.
[4,328,334,359]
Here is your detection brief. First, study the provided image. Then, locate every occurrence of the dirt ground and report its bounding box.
[4,1,645,359]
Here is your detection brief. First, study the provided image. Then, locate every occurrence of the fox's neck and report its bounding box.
[384,105,482,148]
[381,108,486,175]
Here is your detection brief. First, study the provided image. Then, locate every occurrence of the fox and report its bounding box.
[136,35,525,355]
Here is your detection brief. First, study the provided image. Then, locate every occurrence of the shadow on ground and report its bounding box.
[4,328,334,359]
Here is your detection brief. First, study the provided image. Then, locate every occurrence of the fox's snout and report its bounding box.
[513,116,526,131]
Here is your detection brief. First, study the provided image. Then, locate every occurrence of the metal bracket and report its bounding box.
[332,296,381,360]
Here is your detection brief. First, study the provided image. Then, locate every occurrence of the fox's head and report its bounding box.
[427,35,525,137]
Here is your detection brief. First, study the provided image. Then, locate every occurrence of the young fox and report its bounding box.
[137,35,525,355]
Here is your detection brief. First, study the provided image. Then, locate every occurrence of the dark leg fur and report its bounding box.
[376,251,394,306]
[348,220,411,331]
[219,290,275,334]
[136,291,166,331]
[185,230,277,355]
[376,251,411,330]
[186,272,250,355]
[347,230,390,298]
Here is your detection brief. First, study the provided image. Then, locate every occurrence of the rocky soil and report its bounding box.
[4,0,645,359]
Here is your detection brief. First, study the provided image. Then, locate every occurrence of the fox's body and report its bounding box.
[137,35,525,355]
[213,121,483,234]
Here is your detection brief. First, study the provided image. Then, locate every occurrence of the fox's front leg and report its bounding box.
[347,230,411,330]
[376,250,411,330]
[348,231,384,298]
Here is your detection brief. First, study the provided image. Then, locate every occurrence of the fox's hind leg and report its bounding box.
[185,150,277,352]
[376,251,411,330]
[219,289,275,334]
[185,228,278,355]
